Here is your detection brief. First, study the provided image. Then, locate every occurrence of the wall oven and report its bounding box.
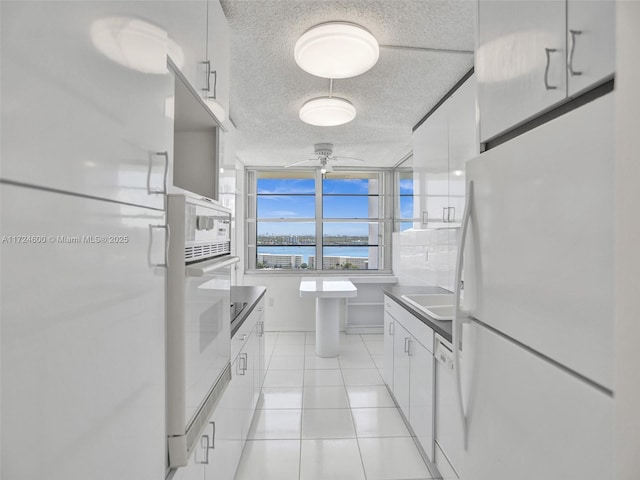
[166,194,238,468]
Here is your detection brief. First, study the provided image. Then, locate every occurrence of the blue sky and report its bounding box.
[257,177,413,236]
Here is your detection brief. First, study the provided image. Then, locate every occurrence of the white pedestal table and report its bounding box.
[299,278,357,357]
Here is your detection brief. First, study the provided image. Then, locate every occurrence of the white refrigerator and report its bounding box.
[453,93,614,479]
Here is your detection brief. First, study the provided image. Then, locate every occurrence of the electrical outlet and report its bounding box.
[268,297,274,307]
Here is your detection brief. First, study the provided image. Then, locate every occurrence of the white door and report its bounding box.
[0,1,172,209]
[566,0,615,96]
[392,321,411,419]
[477,0,566,141]
[464,93,614,390]
[409,339,434,461]
[0,184,166,480]
[461,322,613,480]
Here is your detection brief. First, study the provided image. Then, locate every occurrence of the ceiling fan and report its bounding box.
[285,143,364,173]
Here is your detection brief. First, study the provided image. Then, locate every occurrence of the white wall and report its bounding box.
[614,3,640,478]
[243,275,317,332]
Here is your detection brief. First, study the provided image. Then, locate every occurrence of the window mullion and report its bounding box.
[315,169,323,270]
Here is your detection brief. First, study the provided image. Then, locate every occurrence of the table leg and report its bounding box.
[315,298,340,357]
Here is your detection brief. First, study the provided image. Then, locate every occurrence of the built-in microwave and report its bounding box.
[166,194,237,468]
[170,59,226,202]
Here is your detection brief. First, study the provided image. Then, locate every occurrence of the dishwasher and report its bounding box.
[434,334,464,479]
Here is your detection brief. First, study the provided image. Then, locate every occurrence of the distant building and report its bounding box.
[257,253,303,269]
[308,255,368,270]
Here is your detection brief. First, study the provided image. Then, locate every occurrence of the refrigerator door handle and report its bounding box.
[453,180,473,449]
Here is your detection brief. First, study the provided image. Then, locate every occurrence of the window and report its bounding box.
[246,169,393,271]
[396,169,414,231]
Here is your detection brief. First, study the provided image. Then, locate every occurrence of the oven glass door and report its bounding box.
[183,261,232,428]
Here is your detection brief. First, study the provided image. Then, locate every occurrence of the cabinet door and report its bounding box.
[566,0,615,97]
[0,184,166,480]
[0,1,172,209]
[167,0,208,93]
[255,305,267,391]
[206,0,231,115]
[205,403,242,480]
[392,322,411,419]
[383,301,395,388]
[409,340,435,462]
[412,107,449,229]
[477,0,566,142]
[234,344,254,445]
[247,324,261,411]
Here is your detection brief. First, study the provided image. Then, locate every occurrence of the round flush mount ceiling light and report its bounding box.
[299,97,356,127]
[294,22,379,79]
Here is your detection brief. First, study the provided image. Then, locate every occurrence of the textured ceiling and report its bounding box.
[220,0,474,168]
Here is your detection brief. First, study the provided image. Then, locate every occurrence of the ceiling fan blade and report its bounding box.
[285,158,316,168]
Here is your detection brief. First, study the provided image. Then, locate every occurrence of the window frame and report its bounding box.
[245,167,394,274]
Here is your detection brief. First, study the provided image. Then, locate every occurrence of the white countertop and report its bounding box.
[299,277,358,298]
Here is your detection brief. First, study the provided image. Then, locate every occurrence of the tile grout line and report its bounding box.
[341,334,369,480]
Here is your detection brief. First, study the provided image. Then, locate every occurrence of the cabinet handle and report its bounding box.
[237,355,246,375]
[544,48,559,90]
[388,321,394,336]
[239,333,248,342]
[196,435,210,464]
[568,30,583,77]
[257,321,264,336]
[202,60,211,93]
[242,352,248,372]
[147,224,169,268]
[404,337,410,353]
[448,206,456,223]
[209,69,218,99]
[147,151,169,195]
[407,339,413,356]
[442,207,448,223]
[209,421,216,450]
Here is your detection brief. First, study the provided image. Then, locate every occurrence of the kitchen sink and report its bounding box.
[400,294,455,321]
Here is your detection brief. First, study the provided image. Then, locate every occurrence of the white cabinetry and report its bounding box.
[411,76,476,291]
[477,0,614,142]
[0,184,167,480]
[0,1,173,209]
[384,295,435,461]
[166,1,208,95]
[166,0,230,120]
[566,0,615,97]
[392,321,412,417]
[383,304,395,387]
[206,0,231,116]
[174,297,266,480]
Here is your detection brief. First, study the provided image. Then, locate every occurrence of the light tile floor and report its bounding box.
[235,332,434,480]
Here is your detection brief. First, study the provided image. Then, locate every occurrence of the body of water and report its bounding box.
[257,246,370,264]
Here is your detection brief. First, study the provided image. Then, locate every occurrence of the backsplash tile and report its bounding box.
[392,229,459,292]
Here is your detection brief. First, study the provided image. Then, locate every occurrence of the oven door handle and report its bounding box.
[186,256,239,277]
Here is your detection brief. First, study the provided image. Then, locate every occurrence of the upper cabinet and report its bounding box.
[476,1,567,142]
[166,1,208,95]
[0,1,173,209]
[167,0,230,122]
[477,0,615,143]
[566,0,615,97]
[207,0,231,117]
[412,74,477,230]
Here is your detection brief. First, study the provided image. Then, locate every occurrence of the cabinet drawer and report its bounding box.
[384,296,434,353]
[231,301,264,360]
